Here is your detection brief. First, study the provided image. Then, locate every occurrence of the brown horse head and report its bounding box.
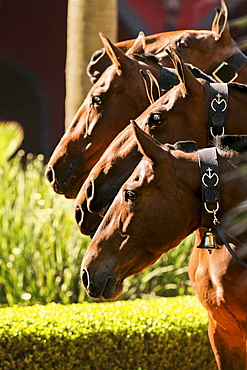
[45,33,164,198]
[81,123,247,300]
[75,47,247,235]
[87,1,246,84]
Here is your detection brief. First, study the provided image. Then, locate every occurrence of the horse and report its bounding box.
[80,123,247,370]
[74,47,247,236]
[87,0,247,85]
[46,0,247,200]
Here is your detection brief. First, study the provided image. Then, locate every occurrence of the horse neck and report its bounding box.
[217,151,247,242]
[235,63,247,85]
[226,85,247,134]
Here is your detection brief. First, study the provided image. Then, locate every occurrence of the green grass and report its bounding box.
[0,151,90,305]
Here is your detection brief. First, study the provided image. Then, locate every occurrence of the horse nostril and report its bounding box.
[75,205,83,225]
[45,166,55,184]
[86,181,94,200]
[81,268,89,289]
[86,180,95,212]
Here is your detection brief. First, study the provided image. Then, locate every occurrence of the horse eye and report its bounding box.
[148,113,163,126]
[176,39,188,49]
[124,190,137,202]
[92,96,102,105]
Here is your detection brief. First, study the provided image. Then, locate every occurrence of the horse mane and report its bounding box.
[165,136,247,156]
[130,53,160,65]
[185,64,216,83]
[216,135,247,153]
[132,53,216,83]
[228,82,247,95]
[164,141,198,153]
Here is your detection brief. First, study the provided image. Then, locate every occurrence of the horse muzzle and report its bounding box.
[45,165,80,198]
[81,267,123,300]
[75,203,102,237]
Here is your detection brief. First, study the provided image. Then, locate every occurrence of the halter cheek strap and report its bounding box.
[198,147,247,268]
[212,47,247,83]
[198,147,220,228]
[209,83,228,138]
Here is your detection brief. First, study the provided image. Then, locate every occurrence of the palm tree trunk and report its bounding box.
[65,0,117,129]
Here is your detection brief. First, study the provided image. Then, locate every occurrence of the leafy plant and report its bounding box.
[0,121,24,164]
[0,151,91,305]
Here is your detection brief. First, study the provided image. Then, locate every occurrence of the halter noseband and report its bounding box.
[212,47,247,83]
[198,147,247,268]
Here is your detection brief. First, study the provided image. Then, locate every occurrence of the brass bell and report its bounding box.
[197,228,220,252]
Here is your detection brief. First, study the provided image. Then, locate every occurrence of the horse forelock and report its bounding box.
[130,53,160,65]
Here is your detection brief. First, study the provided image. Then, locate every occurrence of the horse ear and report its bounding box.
[131,121,167,164]
[211,7,220,33]
[211,0,230,42]
[166,46,202,95]
[126,31,146,55]
[99,32,132,71]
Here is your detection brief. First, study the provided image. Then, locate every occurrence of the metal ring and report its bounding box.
[210,126,225,138]
[204,201,219,214]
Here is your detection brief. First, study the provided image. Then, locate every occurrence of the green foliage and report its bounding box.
[0,296,216,370]
[0,151,90,305]
[0,121,24,164]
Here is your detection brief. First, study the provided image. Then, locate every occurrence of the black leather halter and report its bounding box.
[212,47,247,83]
[198,146,247,268]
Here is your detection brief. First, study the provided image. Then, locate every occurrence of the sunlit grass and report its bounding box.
[0,151,90,305]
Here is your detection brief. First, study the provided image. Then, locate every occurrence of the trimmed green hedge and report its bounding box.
[0,296,216,370]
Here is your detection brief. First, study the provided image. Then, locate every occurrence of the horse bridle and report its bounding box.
[198,146,247,268]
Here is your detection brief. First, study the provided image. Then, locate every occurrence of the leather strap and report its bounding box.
[212,47,247,83]
[209,83,228,138]
[159,67,179,92]
[198,147,220,228]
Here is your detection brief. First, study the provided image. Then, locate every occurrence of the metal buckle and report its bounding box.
[212,61,238,83]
